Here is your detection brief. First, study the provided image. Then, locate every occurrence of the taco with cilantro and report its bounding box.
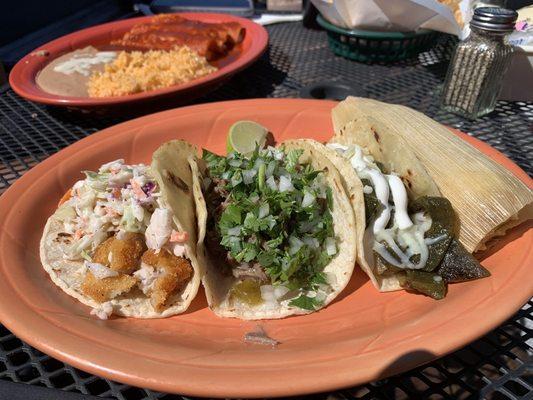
[195,139,357,319]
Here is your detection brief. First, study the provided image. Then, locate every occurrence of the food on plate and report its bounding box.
[36,46,116,97]
[112,14,245,61]
[194,129,357,319]
[36,14,242,98]
[321,97,532,298]
[325,136,489,298]
[87,48,217,97]
[333,97,533,253]
[40,140,203,318]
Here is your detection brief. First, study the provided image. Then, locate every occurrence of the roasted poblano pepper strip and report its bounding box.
[437,238,490,283]
[361,178,384,227]
[398,270,447,300]
[409,196,458,272]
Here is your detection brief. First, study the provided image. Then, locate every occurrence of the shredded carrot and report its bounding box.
[130,179,147,200]
[111,188,121,199]
[170,230,189,243]
[74,229,84,240]
[58,189,72,206]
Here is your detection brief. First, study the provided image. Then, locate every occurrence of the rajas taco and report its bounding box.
[195,139,357,319]
[324,108,490,298]
[40,140,203,318]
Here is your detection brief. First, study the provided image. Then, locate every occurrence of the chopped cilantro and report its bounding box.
[289,294,322,311]
[204,145,337,310]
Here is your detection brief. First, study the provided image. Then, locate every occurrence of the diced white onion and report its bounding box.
[301,191,316,208]
[289,236,304,255]
[274,285,289,299]
[253,158,265,171]
[279,176,294,192]
[273,149,284,160]
[260,285,277,302]
[266,176,277,191]
[242,169,257,185]
[258,203,269,218]
[303,237,319,248]
[266,161,276,178]
[315,291,327,303]
[325,237,337,256]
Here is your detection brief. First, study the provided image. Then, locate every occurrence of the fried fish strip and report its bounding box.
[141,248,193,311]
[93,233,146,274]
[81,272,137,303]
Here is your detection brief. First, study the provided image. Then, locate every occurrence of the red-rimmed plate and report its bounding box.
[0,99,531,398]
[9,13,268,109]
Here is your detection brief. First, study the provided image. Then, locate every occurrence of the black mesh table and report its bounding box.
[0,19,532,400]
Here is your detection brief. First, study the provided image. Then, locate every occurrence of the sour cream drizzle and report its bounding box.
[53,51,116,76]
[327,142,437,270]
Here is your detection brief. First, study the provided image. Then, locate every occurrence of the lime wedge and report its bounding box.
[227,120,268,155]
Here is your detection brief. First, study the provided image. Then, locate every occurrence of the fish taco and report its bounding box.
[195,138,357,319]
[40,140,203,318]
[324,106,490,298]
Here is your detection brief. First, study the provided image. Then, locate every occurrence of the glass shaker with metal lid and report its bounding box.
[441,7,518,119]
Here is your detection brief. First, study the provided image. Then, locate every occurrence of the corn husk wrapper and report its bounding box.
[332,97,533,253]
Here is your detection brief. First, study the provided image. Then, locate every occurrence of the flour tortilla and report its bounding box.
[40,140,203,318]
[327,114,442,292]
[194,139,358,320]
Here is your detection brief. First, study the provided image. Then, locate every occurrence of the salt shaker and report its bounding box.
[441,7,518,119]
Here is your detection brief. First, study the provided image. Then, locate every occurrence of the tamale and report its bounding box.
[332,97,533,253]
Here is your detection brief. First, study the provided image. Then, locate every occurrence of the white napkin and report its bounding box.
[312,0,473,38]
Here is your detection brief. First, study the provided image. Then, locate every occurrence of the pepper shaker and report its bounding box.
[441,7,518,119]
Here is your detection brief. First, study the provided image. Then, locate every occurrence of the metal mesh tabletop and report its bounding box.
[0,20,532,400]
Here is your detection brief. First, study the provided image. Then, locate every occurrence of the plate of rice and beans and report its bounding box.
[9,13,268,109]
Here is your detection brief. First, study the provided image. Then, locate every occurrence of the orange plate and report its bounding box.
[0,99,531,398]
[9,13,268,109]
